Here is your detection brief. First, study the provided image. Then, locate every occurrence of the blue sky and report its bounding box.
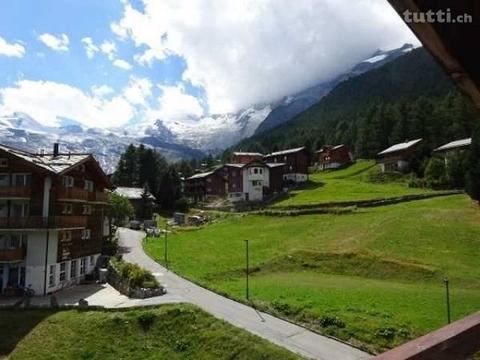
[0,0,418,129]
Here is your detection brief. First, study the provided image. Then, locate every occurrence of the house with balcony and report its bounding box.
[185,168,227,202]
[316,144,354,170]
[0,143,111,296]
[221,161,286,202]
[263,147,309,183]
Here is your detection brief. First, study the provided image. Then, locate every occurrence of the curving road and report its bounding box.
[118,227,369,360]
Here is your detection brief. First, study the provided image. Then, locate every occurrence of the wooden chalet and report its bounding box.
[114,186,156,220]
[264,147,309,183]
[0,143,111,296]
[377,139,422,172]
[316,144,354,170]
[232,152,264,164]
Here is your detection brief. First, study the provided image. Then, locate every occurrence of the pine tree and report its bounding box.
[466,125,480,203]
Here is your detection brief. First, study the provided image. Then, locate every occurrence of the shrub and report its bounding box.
[375,327,397,340]
[111,258,160,289]
[137,312,156,331]
[102,237,119,256]
[318,315,345,328]
[425,157,448,189]
[174,197,190,212]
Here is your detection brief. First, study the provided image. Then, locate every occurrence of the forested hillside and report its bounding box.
[228,48,478,160]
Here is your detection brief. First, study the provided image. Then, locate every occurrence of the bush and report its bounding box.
[174,197,190,212]
[318,315,345,328]
[137,312,156,331]
[425,157,448,189]
[102,237,119,256]
[111,258,160,289]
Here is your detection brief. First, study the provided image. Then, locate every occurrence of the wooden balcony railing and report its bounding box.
[0,186,32,198]
[0,216,88,229]
[56,187,88,201]
[88,191,108,203]
[0,247,26,262]
[375,311,480,360]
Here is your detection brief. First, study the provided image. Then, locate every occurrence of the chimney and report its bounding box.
[53,143,59,157]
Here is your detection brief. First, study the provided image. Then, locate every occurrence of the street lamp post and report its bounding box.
[164,222,168,269]
[244,239,250,301]
[444,278,451,324]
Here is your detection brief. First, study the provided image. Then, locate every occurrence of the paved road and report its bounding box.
[118,227,369,360]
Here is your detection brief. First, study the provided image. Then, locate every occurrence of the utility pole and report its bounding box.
[244,239,249,301]
[164,222,168,269]
[444,278,451,324]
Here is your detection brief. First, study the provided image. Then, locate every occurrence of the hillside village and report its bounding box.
[1,1,480,359]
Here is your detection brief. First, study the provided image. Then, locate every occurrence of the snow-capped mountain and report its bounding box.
[0,112,203,173]
[0,104,270,172]
[254,43,415,134]
[0,44,416,172]
[129,105,271,152]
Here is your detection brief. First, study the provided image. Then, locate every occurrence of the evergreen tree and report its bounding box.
[466,125,480,203]
[157,165,182,210]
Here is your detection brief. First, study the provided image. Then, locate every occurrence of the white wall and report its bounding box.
[25,229,58,295]
[242,166,270,201]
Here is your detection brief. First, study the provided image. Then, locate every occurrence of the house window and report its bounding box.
[232,183,236,189]
[60,231,72,243]
[89,255,95,266]
[254,168,258,174]
[0,174,9,186]
[83,204,92,215]
[62,203,73,214]
[80,258,86,275]
[284,156,287,161]
[259,168,263,174]
[70,260,77,278]
[84,180,94,192]
[0,158,8,168]
[48,264,56,287]
[62,176,74,188]
[206,178,212,183]
[11,202,29,217]
[252,180,262,186]
[13,173,31,187]
[59,262,67,282]
[81,229,91,240]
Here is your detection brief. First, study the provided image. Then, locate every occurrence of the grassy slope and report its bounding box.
[145,166,480,352]
[2,305,301,360]
[273,160,432,207]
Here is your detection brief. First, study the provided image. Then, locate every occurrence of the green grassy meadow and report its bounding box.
[273,160,433,207]
[145,163,480,353]
[1,305,301,360]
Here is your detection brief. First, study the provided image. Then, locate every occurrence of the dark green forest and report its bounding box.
[227,48,478,160]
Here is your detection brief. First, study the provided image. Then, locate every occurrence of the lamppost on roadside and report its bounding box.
[444,277,451,324]
[164,222,169,269]
[244,239,250,301]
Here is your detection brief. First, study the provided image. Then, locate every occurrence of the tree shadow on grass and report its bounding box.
[0,308,56,357]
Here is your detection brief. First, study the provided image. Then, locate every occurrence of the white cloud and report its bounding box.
[0,36,25,57]
[0,80,141,128]
[91,84,114,98]
[81,37,100,58]
[38,33,69,52]
[134,48,168,67]
[100,41,117,60]
[113,59,132,70]
[112,0,420,114]
[123,77,152,105]
[146,84,204,123]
